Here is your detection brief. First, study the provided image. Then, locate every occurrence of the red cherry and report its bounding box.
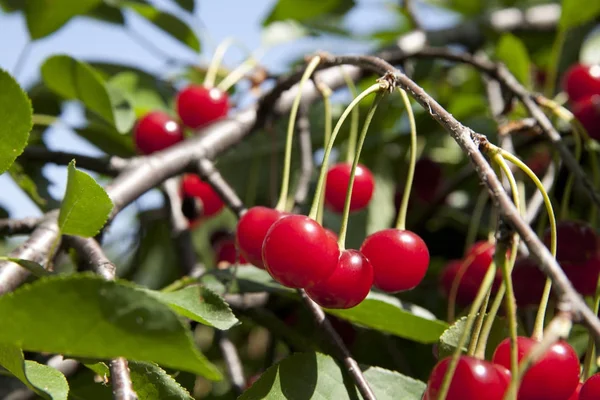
[325,228,339,243]
[544,220,597,264]
[425,355,510,400]
[573,95,600,141]
[492,337,580,400]
[413,157,444,203]
[214,238,247,266]
[325,163,375,213]
[512,258,547,306]
[180,174,224,217]
[562,64,600,103]
[262,215,339,288]
[360,229,429,292]
[568,382,582,400]
[306,249,373,309]
[176,85,229,129]
[235,207,284,269]
[439,259,474,306]
[564,254,600,297]
[133,111,183,155]
[580,373,600,400]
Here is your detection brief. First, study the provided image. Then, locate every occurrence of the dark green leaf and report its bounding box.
[0,68,32,175]
[560,0,600,30]
[146,285,239,330]
[0,257,51,277]
[24,0,102,39]
[240,352,425,400]
[128,361,194,399]
[75,121,136,158]
[0,0,22,12]
[326,292,448,343]
[0,274,222,379]
[41,55,135,133]
[108,72,169,117]
[263,0,355,26]
[496,33,531,88]
[0,344,69,399]
[86,3,125,25]
[124,2,200,51]
[173,0,194,13]
[58,160,113,237]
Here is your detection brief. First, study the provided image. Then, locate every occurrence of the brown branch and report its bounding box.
[196,159,247,218]
[0,217,41,236]
[18,147,130,176]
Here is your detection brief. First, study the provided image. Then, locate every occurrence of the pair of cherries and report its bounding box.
[425,336,581,400]
[562,63,600,140]
[235,206,430,309]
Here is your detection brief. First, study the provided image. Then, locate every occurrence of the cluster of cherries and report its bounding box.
[563,63,600,140]
[425,337,600,400]
[132,84,230,224]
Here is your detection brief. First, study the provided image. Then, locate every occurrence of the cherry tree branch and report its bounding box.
[0,217,41,236]
[18,147,130,176]
[196,159,247,218]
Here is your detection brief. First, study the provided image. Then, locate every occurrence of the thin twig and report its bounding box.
[0,217,41,236]
[215,331,246,395]
[196,159,247,218]
[18,147,131,176]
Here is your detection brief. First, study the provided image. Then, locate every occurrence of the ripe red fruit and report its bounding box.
[413,157,443,203]
[568,382,582,400]
[306,249,373,309]
[214,238,247,266]
[572,95,600,141]
[562,64,600,103]
[564,254,600,297]
[133,111,183,155]
[262,215,339,288]
[512,258,547,306]
[580,373,600,400]
[325,163,375,213]
[439,256,503,306]
[176,85,229,129]
[492,337,580,400]
[424,355,510,400]
[181,174,224,217]
[360,229,429,292]
[543,220,597,264]
[235,207,284,269]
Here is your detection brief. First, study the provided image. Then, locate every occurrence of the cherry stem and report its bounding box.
[437,264,498,400]
[447,253,477,323]
[204,38,236,89]
[337,92,385,249]
[583,273,600,380]
[32,114,58,127]
[308,82,384,220]
[217,57,258,93]
[342,69,360,164]
[275,56,322,212]
[464,190,489,254]
[394,88,417,231]
[316,82,333,225]
[467,290,490,356]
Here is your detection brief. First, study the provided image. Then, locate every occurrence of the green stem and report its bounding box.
[438,264,498,400]
[467,290,490,356]
[308,83,383,220]
[217,57,258,92]
[475,284,505,358]
[32,114,58,127]
[465,190,489,254]
[583,273,600,380]
[342,69,360,163]
[316,82,333,225]
[338,92,385,248]
[275,56,322,212]
[204,38,234,88]
[395,89,417,230]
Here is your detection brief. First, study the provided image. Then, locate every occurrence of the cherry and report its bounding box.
[512,258,547,306]
[325,162,375,213]
[176,84,229,129]
[492,337,580,400]
[262,215,339,288]
[424,355,510,400]
[562,64,600,103]
[214,237,247,266]
[413,157,443,203]
[568,382,582,400]
[325,228,339,243]
[360,229,429,292]
[572,95,600,141]
[306,249,373,309]
[543,220,597,264]
[180,174,224,217]
[133,111,183,155]
[563,254,600,297]
[580,373,600,400]
[235,207,284,269]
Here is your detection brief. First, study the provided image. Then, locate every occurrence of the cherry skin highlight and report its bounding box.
[235,207,284,269]
[562,63,600,103]
[262,215,339,288]
[325,162,375,213]
[492,336,580,400]
[543,220,598,264]
[424,355,510,400]
[580,373,600,400]
[360,229,429,292]
[306,249,373,309]
[176,84,229,129]
[181,174,224,217]
[133,111,183,155]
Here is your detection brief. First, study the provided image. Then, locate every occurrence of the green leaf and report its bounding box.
[128,361,194,399]
[496,33,531,88]
[7,162,48,209]
[560,0,600,30]
[263,0,355,26]
[75,121,136,158]
[240,352,425,400]
[41,55,135,133]
[58,160,113,237]
[108,72,169,117]
[326,292,448,343]
[173,0,194,13]
[0,343,69,399]
[0,257,51,277]
[86,3,125,25]
[0,68,32,175]
[124,2,200,51]
[24,0,102,39]
[146,285,239,330]
[0,274,222,380]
